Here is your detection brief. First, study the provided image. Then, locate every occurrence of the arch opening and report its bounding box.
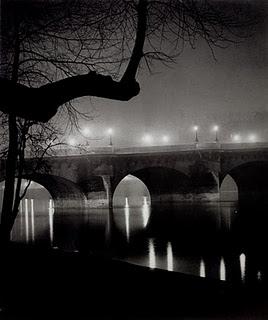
[113,174,151,208]
[125,166,219,203]
[1,174,87,210]
[132,167,190,196]
[227,161,268,205]
[26,174,86,208]
[220,174,238,202]
[0,178,55,244]
[0,178,53,212]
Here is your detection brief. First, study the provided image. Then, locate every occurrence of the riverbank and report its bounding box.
[0,244,267,319]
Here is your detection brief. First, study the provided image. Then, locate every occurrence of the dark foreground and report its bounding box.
[0,245,267,319]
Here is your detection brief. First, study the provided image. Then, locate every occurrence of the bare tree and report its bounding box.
[0,113,63,243]
[0,0,257,121]
[0,0,259,243]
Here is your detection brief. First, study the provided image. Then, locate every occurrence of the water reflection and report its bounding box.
[30,199,34,242]
[200,258,206,278]
[148,238,156,269]
[240,253,246,283]
[8,198,268,286]
[142,198,150,228]
[167,242,173,272]
[11,198,55,246]
[24,199,29,243]
[113,201,151,238]
[220,257,226,281]
[49,200,54,245]
[124,205,130,242]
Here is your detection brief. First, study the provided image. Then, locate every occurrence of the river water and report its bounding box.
[9,198,268,286]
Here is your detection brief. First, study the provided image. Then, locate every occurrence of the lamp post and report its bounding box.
[213,125,219,142]
[193,126,199,143]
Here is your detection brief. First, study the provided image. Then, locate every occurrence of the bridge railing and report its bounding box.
[113,142,268,154]
[24,142,268,158]
[219,142,268,150]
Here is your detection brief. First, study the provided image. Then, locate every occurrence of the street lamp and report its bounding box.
[107,128,113,146]
[213,125,219,142]
[193,126,199,143]
[142,134,153,145]
[232,134,241,143]
[162,135,170,144]
[248,134,257,143]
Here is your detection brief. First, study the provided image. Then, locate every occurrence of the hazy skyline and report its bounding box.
[74,1,268,147]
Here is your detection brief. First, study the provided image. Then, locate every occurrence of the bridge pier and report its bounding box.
[102,175,113,209]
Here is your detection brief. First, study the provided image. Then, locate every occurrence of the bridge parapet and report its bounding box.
[25,142,268,157]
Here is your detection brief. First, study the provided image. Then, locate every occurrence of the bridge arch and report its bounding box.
[113,174,151,207]
[219,174,238,201]
[113,165,221,205]
[113,167,193,205]
[22,174,86,208]
[223,161,268,205]
[0,178,53,211]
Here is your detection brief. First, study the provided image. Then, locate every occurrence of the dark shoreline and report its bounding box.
[0,244,267,319]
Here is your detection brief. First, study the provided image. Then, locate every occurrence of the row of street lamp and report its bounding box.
[193,125,219,143]
[67,125,259,147]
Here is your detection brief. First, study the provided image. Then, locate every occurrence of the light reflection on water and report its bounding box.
[148,238,156,269]
[124,205,130,242]
[49,199,54,245]
[200,258,205,278]
[25,198,29,243]
[142,199,150,228]
[240,253,246,283]
[11,198,54,246]
[220,257,226,281]
[10,199,268,285]
[167,242,173,272]
[30,199,35,242]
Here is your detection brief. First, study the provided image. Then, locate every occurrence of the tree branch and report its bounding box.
[0,0,147,122]
[0,73,140,122]
[121,0,147,82]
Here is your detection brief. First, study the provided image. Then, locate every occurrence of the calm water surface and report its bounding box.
[10,198,268,285]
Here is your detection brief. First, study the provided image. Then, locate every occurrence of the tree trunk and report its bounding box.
[0,16,20,247]
[11,130,27,230]
[0,115,18,246]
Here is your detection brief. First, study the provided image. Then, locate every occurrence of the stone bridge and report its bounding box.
[1,143,268,208]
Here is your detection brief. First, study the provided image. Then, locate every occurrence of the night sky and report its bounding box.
[76,0,268,147]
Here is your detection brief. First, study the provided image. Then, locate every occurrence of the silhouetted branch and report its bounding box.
[0,0,261,122]
[0,73,140,122]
